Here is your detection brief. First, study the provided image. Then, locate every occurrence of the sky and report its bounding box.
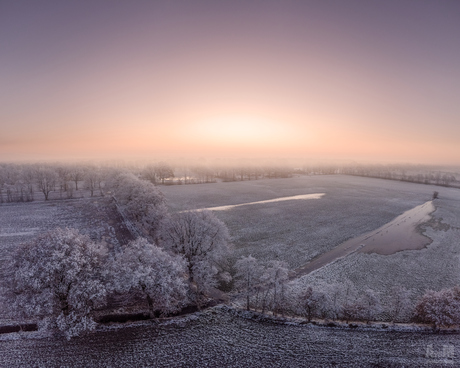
[1,0,460,164]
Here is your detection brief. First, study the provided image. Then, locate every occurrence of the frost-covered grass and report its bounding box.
[163,175,460,305]
[0,306,458,367]
[162,175,444,266]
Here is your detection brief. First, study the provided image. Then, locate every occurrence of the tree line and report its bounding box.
[10,172,232,339]
[0,163,109,203]
[233,254,460,330]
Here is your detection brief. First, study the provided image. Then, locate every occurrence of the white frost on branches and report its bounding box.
[13,228,108,339]
[112,238,188,318]
[161,210,231,306]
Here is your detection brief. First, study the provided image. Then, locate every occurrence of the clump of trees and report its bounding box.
[0,163,109,203]
[112,238,187,318]
[12,172,232,339]
[12,228,108,339]
[111,172,168,242]
[415,286,460,330]
[233,255,460,329]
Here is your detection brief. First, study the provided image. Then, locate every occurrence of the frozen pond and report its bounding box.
[295,200,435,277]
[203,193,325,211]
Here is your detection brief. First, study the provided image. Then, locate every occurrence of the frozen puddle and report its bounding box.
[295,201,435,277]
[0,228,40,237]
[204,193,325,211]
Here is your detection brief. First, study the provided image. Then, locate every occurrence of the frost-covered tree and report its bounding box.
[12,228,108,339]
[154,162,174,185]
[389,285,413,323]
[35,166,58,200]
[259,260,289,316]
[161,210,231,306]
[296,286,328,322]
[234,255,263,311]
[338,281,359,323]
[113,238,187,318]
[358,288,382,323]
[415,287,460,329]
[69,165,84,191]
[113,172,169,242]
[83,165,101,197]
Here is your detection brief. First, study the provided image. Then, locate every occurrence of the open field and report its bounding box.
[1,174,459,366]
[0,307,458,367]
[162,175,460,306]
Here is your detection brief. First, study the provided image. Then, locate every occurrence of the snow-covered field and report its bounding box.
[1,175,459,366]
[0,307,458,367]
[162,175,460,306]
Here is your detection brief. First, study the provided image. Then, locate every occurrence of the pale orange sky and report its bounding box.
[1,1,460,164]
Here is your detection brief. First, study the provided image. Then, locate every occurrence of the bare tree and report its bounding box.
[234,255,263,311]
[389,285,412,323]
[296,286,328,322]
[155,162,174,185]
[35,166,58,200]
[69,165,84,191]
[261,260,289,316]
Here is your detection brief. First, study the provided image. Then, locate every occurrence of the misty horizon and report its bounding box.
[1,1,460,165]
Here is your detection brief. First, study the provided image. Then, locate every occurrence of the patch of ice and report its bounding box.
[203,193,325,211]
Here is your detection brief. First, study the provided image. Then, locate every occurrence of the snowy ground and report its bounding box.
[162,175,460,308]
[0,307,458,367]
[1,175,459,366]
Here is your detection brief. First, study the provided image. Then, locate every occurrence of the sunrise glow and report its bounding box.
[1,1,460,164]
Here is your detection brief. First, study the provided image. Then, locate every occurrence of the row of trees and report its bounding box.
[233,255,460,329]
[0,163,108,202]
[140,163,294,185]
[342,165,459,188]
[12,172,232,339]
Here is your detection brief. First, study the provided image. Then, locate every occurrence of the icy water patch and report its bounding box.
[0,228,40,237]
[203,193,325,211]
[295,201,435,277]
[358,201,435,255]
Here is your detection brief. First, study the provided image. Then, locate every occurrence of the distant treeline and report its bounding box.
[1,161,459,203]
[340,165,460,188]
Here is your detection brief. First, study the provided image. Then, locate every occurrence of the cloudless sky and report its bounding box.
[1,0,460,164]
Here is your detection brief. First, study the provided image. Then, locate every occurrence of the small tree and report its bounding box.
[297,286,328,322]
[234,255,263,311]
[389,285,412,323]
[261,260,289,316]
[155,162,174,185]
[359,289,382,323]
[12,228,108,339]
[35,166,58,200]
[113,238,187,318]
